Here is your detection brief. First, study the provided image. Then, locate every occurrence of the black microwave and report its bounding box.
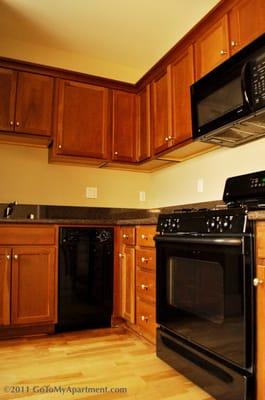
[191,33,265,147]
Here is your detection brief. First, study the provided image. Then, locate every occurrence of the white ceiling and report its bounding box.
[0,0,220,81]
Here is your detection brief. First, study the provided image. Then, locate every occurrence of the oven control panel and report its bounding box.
[157,209,247,234]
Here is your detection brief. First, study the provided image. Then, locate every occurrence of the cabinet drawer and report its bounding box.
[136,269,156,302]
[120,227,135,246]
[0,225,56,245]
[136,298,156,340]
[257,222,265,259]
[136,225,156,247]
[136,248,156,271]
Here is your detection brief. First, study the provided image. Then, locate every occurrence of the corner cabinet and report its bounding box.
[112,90,137,162]
[0,68,54,140]
[0,225,57,337]
[53,79,110,160]
[256,221,265,400]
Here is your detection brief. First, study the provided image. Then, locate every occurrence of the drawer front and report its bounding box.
[136,269,156,302]
[0,225,56,245]
[136,225,156,247]
[257,222,265,259]
[136,298,156,340]
[120,226,135,246]
[136,248,156,271]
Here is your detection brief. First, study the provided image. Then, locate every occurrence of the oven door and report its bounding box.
[155,233,254,371]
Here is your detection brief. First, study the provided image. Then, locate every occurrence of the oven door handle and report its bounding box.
[155,235,242,246]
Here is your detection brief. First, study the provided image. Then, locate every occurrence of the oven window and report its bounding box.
[167,257,224,324]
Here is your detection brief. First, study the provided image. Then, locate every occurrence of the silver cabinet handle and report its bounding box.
[141,256,149,263]
[141,234,147,240]
[231,40,237,48]
[58,144,62,149]
[6,255,10,260]
[141,315,148,321]
[140,284,148,290]
[253,277,264,287]
[220,50,227,55]
[9,121,14,126]
[14,254,18,260]
[165,137,169,142]
[114,151,118,155]
[16,121,20,127]
[118,253,124,258]
[122,234,128,239]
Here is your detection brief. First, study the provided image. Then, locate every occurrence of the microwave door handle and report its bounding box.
[241,61,254,111]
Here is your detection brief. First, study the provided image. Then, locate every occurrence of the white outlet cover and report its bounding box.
[139,191,146,202]
[197,179,204,193]
[86,186,98,199]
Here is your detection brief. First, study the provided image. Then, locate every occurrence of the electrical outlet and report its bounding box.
[197,179,204,193]
[86,187,98,199]
[139,191,146,202]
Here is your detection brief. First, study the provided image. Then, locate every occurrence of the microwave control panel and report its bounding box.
[251,52,265,108]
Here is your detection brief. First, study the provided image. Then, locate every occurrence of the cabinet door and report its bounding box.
[11,246,56,325]
[112,90,137,162]
[120,245,135,323]
[137,85,151,161]
[0,68,16,131]
[15,72,54,136]
[151,68,172,155]
[229,0,265,55]
[56,80,109,159]
[0,248,11,326]
[195,14,229,79]
[170,45,195,145]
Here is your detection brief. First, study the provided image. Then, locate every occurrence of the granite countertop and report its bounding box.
[247,210,265,220]
[0,217,158,225]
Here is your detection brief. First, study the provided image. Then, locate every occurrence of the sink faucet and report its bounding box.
[3,201,18,218]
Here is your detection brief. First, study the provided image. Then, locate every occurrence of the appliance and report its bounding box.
[155,170,265,400]
[56,227,113,332]
[191,33,265,147]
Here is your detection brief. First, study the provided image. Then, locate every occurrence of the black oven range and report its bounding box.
[155,170,265,400]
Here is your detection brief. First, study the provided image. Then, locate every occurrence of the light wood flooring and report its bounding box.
[0,327,213,399]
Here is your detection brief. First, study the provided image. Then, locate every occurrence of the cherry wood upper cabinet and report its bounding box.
[137,85,151,161]
[0,248,11,326]
[169,44,195,144]
[112,90,137,162]
[151,68,172,155]
[229,0,265,55]
[15,72,54,136]
[0,68,16,131]
[55,80,109,159]
[11,246,56,325]
[0,68,54,136]
[195,14,230,79]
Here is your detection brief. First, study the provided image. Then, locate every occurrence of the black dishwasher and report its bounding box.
[56,227,113,332]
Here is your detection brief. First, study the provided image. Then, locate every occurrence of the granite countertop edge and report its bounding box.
[0,217,158,226]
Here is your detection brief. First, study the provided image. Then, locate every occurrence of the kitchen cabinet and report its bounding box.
[169,44,195,145]
[112,90,137,162]
[195,14,229,79]
[0,68,54,137]
[256,221,265,400]
[228,0,265,55]
[137,85,151,161]
[151,68,172,155]
[135,225,156,343]
[119,227,136,324]
[0,225,57,336]
[54,80,109,159]
[0,248,11,326]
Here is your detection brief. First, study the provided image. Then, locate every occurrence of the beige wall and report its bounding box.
[0,144,151,208]
[150,138,265,208]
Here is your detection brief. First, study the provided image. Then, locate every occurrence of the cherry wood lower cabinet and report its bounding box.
[255,221,265,400]
[0,225,57,337]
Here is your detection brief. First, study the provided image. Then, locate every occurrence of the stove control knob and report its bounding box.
[210,220,216,229]
[223,220,229,229]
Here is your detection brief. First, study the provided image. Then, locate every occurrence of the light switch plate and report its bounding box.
[197,179,204,193]
[86,187,98,199]
[139,191,146,202]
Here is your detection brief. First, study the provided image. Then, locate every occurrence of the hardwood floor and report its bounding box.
[0,328,213,399]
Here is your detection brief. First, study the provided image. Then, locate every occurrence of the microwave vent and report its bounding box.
[199,108,265,147]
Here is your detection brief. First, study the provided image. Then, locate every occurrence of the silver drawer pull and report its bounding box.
[122,234,128,239]
[141,256,149,263]
[6,255,10,260]
[118,253,124,258]
[141,234,147,240]
[141,315,148,322]
[14,254,18,260]
[220,49,227,55]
